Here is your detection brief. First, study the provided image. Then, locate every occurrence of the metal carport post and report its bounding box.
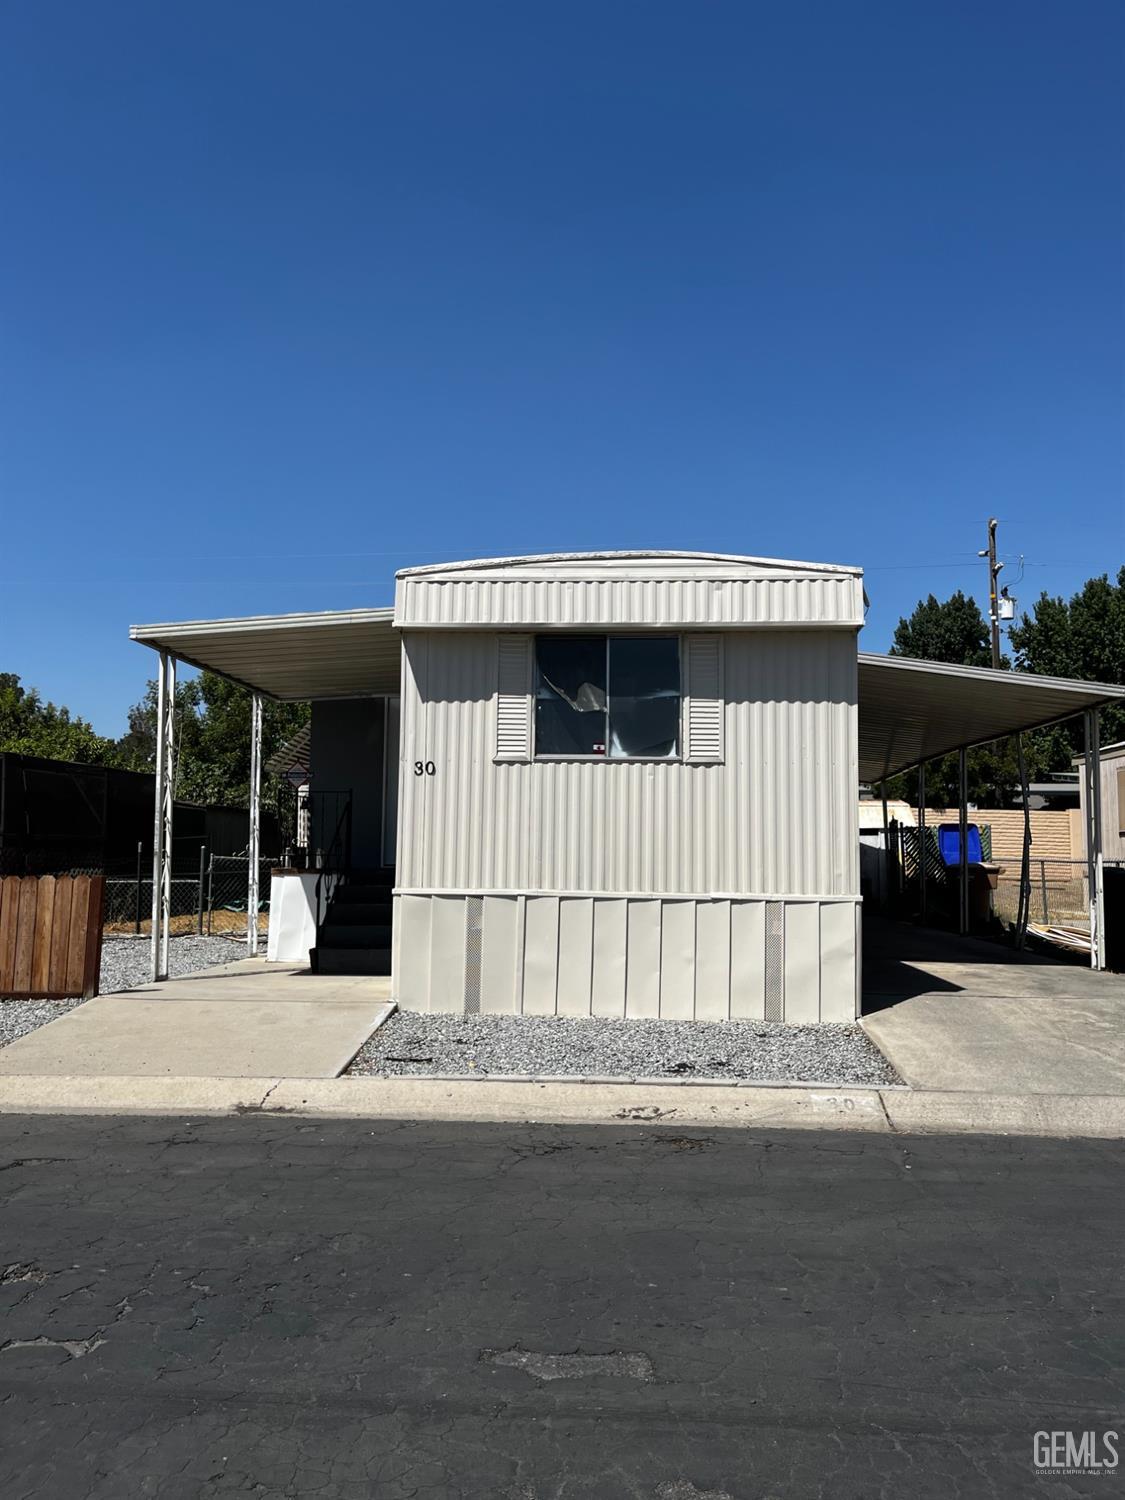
[917,763,927,920]
[247,692,263,957]
[1083,708,1105,971]
[150,650,176,982]
[958,748,969,937]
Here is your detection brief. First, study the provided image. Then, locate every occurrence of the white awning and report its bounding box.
[131,610,1124,777]
[858,653,1125,783]
[130,608,399,700]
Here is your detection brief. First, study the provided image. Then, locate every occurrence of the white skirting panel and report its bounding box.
[392,892,860,1023]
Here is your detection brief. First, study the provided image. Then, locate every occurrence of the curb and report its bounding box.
[342,1072,909,1090]
[0,1075,1123,1137]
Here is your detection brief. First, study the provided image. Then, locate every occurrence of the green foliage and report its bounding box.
[883,592,1021,806]
[1009,567,1125,768]
[888,590,999,670]
[883,568,1125,806]
[116,671,309,811]
[2,667,308,818]
[0,672,118,764]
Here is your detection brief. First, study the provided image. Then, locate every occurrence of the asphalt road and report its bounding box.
[0,1115,1120,1500]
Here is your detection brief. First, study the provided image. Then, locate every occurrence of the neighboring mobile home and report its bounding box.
[132,550,1124,1006]
[1076,739,1125,865]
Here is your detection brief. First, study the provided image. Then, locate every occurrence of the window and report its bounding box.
[534,636,680,758]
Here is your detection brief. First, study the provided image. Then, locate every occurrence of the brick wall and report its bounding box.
[929,808,1078,862]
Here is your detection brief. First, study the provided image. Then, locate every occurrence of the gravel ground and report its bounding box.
[98,934,249,995]
[348,1010,901,1085]
[0,997,85,1049]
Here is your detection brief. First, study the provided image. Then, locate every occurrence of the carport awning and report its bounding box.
[130,608,399,700]
[131,609,1124,774]
[858,653,1125,782]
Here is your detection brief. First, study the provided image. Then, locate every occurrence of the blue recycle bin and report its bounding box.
[937,823,983,868]
[937,823,1003,922]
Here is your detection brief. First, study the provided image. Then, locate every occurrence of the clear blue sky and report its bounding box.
[3,1,1122,735]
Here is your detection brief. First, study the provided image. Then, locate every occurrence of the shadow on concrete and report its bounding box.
[861,966,962,1014]
[860,912,1067,1016]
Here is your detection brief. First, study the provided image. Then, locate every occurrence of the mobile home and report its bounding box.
[132,550,1123,1003]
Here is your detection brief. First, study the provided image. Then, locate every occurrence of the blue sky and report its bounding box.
[3,1,1122,735]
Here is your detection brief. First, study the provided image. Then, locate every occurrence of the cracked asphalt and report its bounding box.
[0,1115,1120,1499]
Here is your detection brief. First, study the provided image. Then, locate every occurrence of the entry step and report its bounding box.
[310,945,392,976]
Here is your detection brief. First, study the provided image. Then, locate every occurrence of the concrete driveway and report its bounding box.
[862,916,1125,1094]
[0,960,393,1079]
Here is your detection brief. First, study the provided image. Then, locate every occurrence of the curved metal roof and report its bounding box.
[397,549,862,576]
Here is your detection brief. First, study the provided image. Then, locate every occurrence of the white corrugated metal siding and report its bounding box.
[397,630,858,898]
[396,573,864,630]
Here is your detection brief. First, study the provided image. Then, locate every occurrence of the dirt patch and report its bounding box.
[104,911,267,938]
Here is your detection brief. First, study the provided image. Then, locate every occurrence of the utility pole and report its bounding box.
[978,517,1002,669]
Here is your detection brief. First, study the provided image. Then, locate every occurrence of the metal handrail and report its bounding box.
[314,793,353,930]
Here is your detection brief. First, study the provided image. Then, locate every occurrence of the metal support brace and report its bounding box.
[1084,708,1105,971]
[918,764,927,919]
[958,748,969,936]
[1015,733,1032,949]
[247,691,263,957]
[150,651,176,981]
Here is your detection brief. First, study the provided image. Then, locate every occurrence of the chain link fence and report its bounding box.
[890,825,1124,958]
[204,856,273,938]
[992,859,1091,936]
[103,856,273,938]
[103,877,200,933]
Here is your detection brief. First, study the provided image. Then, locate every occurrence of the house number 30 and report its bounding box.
[414,760,436,777]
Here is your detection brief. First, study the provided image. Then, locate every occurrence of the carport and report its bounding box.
[858,652,1124,970]
[130,608,400,981]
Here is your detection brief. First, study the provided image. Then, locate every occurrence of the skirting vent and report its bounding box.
[463,895,484,1014]
[764,902,785,1022]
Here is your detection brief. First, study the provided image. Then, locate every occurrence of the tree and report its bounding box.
[2,666,309,828]
[1009,567,1125,769]
[114,677,190,775]
[116,670,309,815]
[884,592,1019,806]
[0,672,118,764]
[888,590,998,669]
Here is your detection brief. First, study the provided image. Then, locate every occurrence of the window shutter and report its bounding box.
[684,635,724,763]
[495,635,533,761]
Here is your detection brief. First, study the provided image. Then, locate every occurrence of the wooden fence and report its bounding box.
[0,874,105,999]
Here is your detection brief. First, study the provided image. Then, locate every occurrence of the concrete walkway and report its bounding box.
[0,960,393,1079]
[862,917,1125,1094]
